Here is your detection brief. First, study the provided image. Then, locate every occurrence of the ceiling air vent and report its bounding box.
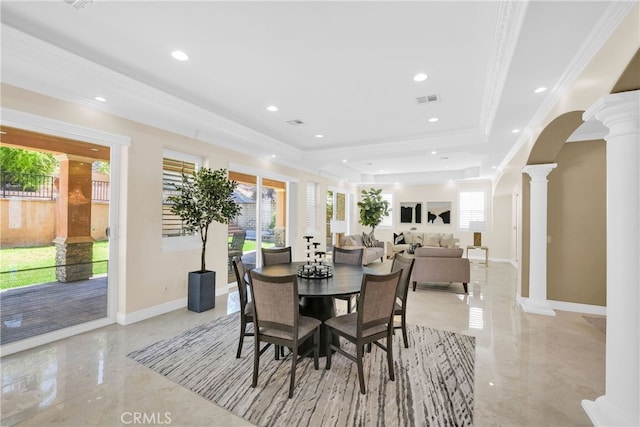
[286,119,304,126]
[416,94,439,104]
[63,0,93,9]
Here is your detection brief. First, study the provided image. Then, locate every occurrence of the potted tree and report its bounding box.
[169,167,241,312]
[357,188,390,238]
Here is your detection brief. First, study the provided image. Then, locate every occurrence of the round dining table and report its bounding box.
[251,261,375,355]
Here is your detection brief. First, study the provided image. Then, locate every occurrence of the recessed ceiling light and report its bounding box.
[271,154,276,158]
[266,105,279,112]
[413,73,428,82]
[534,87,547,93]
[491,165,497,169]
[342,159,347,163]
[94,96,106,102]
[315,134,324,138]
[431,150,437,155]
[379,169,384,173]
[512,129,521,134]
[428,117,439,122]
[171,50,189,61]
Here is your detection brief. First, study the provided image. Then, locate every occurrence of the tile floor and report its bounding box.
[1,261,605,426]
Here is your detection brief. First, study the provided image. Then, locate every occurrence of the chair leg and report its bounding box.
[313,329,320,370]
[236,317,246,358]
[412,281,417,291]
[325,327,332,370]
[346,297,352,313]
[463,282,468,293]
[367,342,372,353]
[357,344,366,394]
[401,311,409,349]
[387,332,395,382]
[288,346,297,399]
[252,341,260,388]
[275,345,280,360]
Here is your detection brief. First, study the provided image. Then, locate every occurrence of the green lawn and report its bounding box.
[0,241,109,290]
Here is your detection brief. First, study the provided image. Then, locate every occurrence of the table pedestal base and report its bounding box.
[299,296,340,356]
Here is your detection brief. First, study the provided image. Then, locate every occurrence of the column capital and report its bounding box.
[583,90,639,139]
[523,163,557,181]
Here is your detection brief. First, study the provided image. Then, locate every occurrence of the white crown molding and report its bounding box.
[479,0,530,137]
[1,25,300,159]
[499,1,636,172]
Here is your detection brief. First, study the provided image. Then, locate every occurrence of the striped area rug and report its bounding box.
[128,313,475,426]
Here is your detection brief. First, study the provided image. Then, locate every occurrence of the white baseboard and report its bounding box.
[549,299,606,316]
[117,297,187,325]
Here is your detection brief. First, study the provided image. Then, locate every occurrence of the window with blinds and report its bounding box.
[306,181,317,232]
[458,190,486,230]
[162,156,197,237]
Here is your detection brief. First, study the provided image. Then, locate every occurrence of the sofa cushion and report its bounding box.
[424,233,441,247]
[440,233,455,248]
[415,247,463,258]
[362,231,378,247]
[393,232,406,245]
[413,233,424,246]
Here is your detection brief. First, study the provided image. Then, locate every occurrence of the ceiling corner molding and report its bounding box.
[479,0,530,137]
[1,24,301,161]
[499,1,636,171]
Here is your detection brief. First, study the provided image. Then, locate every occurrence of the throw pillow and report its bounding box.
[424,233,440,247]
[362,232,378,248]
[440,233,454,248]
[344,236,358,247]
[393,232,405,245]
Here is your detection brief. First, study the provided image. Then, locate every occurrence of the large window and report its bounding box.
[379,193,393,227]
[306,181,317,233]
[458,190,486,230]
[162,151,200,238]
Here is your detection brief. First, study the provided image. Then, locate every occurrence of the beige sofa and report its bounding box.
[411,247,470,293]
[340,234,385,265]
[386,231,459,258]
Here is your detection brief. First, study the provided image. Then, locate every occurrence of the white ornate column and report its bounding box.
[521,163,557,316]
[582,90,639,427]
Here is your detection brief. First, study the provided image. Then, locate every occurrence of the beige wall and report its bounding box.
[547,140,606,305]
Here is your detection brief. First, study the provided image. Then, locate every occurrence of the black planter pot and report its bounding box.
[188,270,216,313]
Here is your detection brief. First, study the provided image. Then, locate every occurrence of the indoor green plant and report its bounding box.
[169,167,241,311]
[357,188,390,234]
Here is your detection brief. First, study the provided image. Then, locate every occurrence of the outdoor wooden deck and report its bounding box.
[0,276,107,345]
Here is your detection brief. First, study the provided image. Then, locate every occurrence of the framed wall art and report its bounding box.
[399,202,422,224]
[426,201,451,224]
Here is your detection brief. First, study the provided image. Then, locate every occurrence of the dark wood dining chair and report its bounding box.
[332,247,364,313]
[248,270,321,398]
[390,253,415,348]
[232,256,253,358]
[324,269,402,394]
[261,246,292,266]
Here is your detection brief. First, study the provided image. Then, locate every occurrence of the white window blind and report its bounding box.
[379,193,393,227]
[458,190,486,230]
[162,156,197,237]
[306,181,317,232]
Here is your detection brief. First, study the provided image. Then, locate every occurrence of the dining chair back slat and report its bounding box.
[232,256,254,358]
[333,247,363,266]
[261,247,292,266]
[390,253,415,348]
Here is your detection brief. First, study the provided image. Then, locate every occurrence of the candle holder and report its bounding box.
[297,236,333,279]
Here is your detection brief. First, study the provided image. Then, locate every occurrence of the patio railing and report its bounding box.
[1,172,110,202]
